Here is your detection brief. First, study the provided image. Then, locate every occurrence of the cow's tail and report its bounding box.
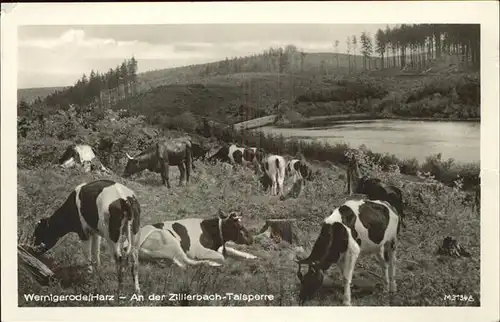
[185,142,193,171]
[275,158,281,192]
[120,197,140,256]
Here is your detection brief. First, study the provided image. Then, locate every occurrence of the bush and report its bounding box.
[400,157,420,175]
[284,110,303,124]
[18,138,74,169]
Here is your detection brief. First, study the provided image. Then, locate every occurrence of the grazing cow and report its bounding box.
[346,158,406,228]
[208,143,265,172]
[285,159,314,184]
[30,180,141,293]
[169,136,208,172]
[262,154,286,197]
[208,143,263,165]
[123,139,192,188]
[138,210,257,267]
[59,144,110,173]
[295,197,400,305]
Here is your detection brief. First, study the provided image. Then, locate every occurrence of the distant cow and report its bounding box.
[295,197,401,305]
[123,139,192,188]
[285,159,314,184]
[208,143,265,168]
[30,180,141,293]
[59,144,110,173]
[138,210,257,268]
[346,157,406,227]
[262,154,286,197]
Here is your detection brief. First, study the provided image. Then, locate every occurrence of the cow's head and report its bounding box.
[294,222,347,303]
[191,142,208,160]
[296,260,324,304]
[31,218,58,255]
[304,166,315,181]
[219,210,253,245]
[123,153,141,177]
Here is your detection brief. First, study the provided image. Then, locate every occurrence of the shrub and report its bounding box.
[18,138,74,169]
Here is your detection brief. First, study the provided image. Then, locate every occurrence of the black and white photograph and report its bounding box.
[1,2,499,322]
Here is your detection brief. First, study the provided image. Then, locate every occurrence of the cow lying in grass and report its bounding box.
[346,157,406,228]
[29,180,142,293]
[123,139,192,188]
[138,210,257,268]
[262,154,286,197]
[59,144,110,173]
[295,197,401,306]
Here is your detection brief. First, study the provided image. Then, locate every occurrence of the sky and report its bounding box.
[18,24,394,89]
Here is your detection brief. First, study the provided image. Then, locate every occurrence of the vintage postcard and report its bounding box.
[1,2,499,322]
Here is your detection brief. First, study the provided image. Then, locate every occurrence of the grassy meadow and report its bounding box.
[17,43,480,307]
[17,149,480,307]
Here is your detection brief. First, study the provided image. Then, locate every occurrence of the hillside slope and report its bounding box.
[17,52,374,103]
[18,87,66,104]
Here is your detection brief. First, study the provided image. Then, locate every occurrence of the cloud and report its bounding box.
[19,28,137,50]
[18,24,391,88]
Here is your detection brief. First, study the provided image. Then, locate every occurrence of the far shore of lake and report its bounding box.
[271,114,480,129]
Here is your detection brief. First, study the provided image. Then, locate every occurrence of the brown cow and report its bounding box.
[123,139,192,188]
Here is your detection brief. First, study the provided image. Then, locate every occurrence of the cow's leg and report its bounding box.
[195,248,226,263]
[376,249,390,292]
[271,179,277,196]
[385,241,397,293]
[91,234,101,268]
[217,246,257,259]
[114,253,124,293]
[278,174,285,197]
[178,164,186,186]
[160,160,171,188]
[185,153,192,183]
[185,160,191,184]
[337,254,345,281]
[342,249,359,306]
[82,237,93,273]
[130,248,140,294]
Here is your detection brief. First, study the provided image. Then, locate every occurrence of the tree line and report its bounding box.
[337,24,480,73]
[19,57,138,117]
[373,24,480,70]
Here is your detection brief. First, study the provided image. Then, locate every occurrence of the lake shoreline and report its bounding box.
[254,117,479,165]
[272,114,480,129]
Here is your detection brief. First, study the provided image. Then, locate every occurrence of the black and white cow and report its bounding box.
[262,154,286,197]
[208,143,265,169]
[285,159,314,184]
[30,180,142,293]
[59,144,110,173]
[138,210,257,267]
[295,197,400,305]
